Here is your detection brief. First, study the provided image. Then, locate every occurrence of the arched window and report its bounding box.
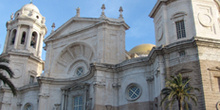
[21,31,26,44]
[30,32,37,48]
[11,30,17,45]
[24,103,33,110]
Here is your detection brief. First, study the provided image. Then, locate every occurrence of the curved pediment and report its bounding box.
[174,68,193,75]
[53,42,94,79]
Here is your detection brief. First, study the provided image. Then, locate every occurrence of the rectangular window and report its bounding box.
[73,95,83,110]
[29,76,35,84]
[176,20,186,39]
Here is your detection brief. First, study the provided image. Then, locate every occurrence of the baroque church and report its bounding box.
[1,0,220,110]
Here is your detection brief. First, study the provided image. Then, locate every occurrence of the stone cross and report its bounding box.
[119,6,123,19]
[51,23,55,33]
[100,4,106,18]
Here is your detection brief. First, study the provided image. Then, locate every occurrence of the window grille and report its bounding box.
[176,20,186,39]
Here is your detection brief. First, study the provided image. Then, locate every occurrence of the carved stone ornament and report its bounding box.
[112,83,121,88]
[93,81,106,87]
[39,93,49,98]
[146,75,154,82]
[198,13,213,27]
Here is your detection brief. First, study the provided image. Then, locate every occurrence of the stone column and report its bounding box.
[14,25,21,49]
[37,34,43,57]
[35,32,40,52]
[25,26,33,49]
[3,29,11,53]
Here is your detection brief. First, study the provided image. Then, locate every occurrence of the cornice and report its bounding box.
[8,17,47,30]
[37,64,96,85]
[149,0,176,18]
[194,37,220,48]
[0,52,44,64]
[18,83,39,93]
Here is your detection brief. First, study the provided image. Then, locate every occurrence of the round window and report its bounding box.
[76,67,84,76]
[126,84,142,101]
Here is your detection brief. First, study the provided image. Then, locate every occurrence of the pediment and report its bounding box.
[61,82,90,91]
[174,68,193,75]
[44,17,101,43]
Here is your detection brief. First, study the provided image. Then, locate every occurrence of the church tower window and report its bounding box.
[11,30,17,45]
[176,20,186,39]
[21,32,26,44]
[30,32,37,48]
[73,95,83,110]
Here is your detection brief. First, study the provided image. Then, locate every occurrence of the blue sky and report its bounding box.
[0,0,156,59]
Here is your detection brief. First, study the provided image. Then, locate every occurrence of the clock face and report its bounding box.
[157,26,163,41]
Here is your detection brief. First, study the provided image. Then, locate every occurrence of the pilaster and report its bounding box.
[13,25,21,49]
[3,29,11,53]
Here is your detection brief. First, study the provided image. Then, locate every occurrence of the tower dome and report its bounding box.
[21,3,40,13]
[4,2,47,58]
[128,44,155,57]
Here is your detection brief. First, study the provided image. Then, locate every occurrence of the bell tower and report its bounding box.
[150,0,220,47]
[1,3,47,87]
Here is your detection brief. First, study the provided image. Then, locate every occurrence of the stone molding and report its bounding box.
[0,52,44,63]
[18,83,39,93]
[39,93,50,98]
[61,82,90,91]
[146,75,154,82]
[112,83,121,88]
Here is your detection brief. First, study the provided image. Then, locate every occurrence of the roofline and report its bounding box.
[44,17,101,42]
[149,0,166,18]
[44,17,129,43]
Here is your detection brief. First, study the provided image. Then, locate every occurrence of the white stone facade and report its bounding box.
[1,0,220,110]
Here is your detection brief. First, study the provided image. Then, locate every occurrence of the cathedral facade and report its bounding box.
[1,0,220,110]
